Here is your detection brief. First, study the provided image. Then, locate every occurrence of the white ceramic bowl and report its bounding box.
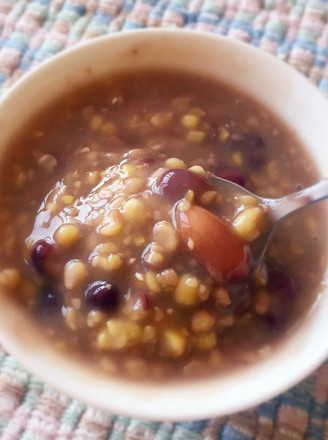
[0,29,327,421]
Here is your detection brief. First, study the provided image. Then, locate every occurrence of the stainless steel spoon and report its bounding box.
[208,175,328,269]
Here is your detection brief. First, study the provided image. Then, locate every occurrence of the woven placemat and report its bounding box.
[0,0,328,438]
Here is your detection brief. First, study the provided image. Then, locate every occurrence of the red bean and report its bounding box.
[153,169,211,201]
[216,169,247,187]
[31,240,54,272]
[85,281,119,311]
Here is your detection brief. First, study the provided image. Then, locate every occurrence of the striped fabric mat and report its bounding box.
[0,0,328,438]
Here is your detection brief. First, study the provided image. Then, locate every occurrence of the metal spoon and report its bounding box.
[208,175,328,269]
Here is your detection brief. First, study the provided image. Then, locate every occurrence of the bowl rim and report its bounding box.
[0,28,328,421]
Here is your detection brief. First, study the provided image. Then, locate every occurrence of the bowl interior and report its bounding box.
[0,29,327,421]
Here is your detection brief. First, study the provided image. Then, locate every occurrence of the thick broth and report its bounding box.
[0,72,326,381]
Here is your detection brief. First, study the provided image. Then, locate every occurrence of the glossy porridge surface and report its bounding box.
[0,71,326,381]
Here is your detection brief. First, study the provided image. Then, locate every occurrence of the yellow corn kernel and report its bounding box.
[86,171,100,185]
[107,254,123,270]
[171,96,191,113]
[156,269,178,291]
[0,268,21,290]
[185,189,195,203]
[55,224,80,248]
[186,130,206,143]
[255,290,271,315]
[232,151,243,166]
[196,332,216,351]
[165,157,186,169]
[217,126,230,143]
[91,254,123,271]
[145,271,161,293]
[233,207,265,242]
[239,195,258,207]
[62,195,74,205]
[188,107,205,117]
[142,325,156,343]
[65,308,85,331]
[99,210,123,237]
[98,242,118,255]
[150,112,173,129]
[98,319,141,350]
[161,329,187,357]
[121,198,146,224]
[188,165,205,176]
[153,221,178,252]
[200,190,217,206]
[64,260,88,290]
[174,274,200,306]
[86,310,107,328]
[101,121,117,135]
[90,114,103,130]
[124,177,145,195]
[214,286,231,307]
[181,114,200,130]
[134,235,146,247]
[191,310,215,333]
[121,164,136,177]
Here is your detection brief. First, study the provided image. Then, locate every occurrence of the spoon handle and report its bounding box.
[266,178,328,223]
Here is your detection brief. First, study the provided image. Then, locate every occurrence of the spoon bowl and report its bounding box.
[209,174,328,270]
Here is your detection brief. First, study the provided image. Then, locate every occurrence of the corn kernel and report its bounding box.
[196,332,216,350]
[121,164,136,177]
[107,254,123,270]
[153,221,178,252]
[65,308,85,331]
[98,319,141,350]
[181,114,200,130]
[98,242,118,255]
[86,171,100,185]
[134,235,145,247]
[156,269,178,291]
[62,195,74,205]
[200,190,217,206]
[188,107,205,117]
[90,114,103,130]
[145,271,161,293]
[191,310,215,333]
[91,254,123,271]
[165,157,186,169]
[255,290,271,314]
[46,203,57,213]
[175,274,200,306]
[55,224,80,248]
[186,130,206,143]
[188,165,205,176]
[124,177,145,195]
[161,329,187,357]
[64,260,88,290]
[122,198,146,224]
[101,121,117,135]
[217,126,230,143]
[214,287,231,307]
[239,195,258,207]
[99,210,123,237]
[142,325,156,343]
[86,310,107,328]
[232,151,243,166]
[0,268,21,290]
[150,112,173,129]
[233,207,265,241]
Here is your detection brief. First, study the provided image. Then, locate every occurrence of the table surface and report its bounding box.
[0,0,328,438]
